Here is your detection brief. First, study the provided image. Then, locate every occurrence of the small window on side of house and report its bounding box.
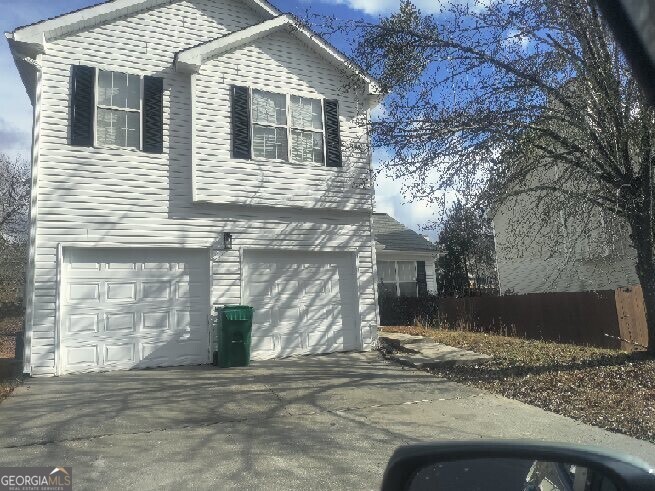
[377,260,419,297]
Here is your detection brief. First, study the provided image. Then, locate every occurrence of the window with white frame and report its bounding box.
[250,89,325,164]
[290,95,324,164]
[377,261,418,297]
[252,90,288,160]
[96,70,141,149]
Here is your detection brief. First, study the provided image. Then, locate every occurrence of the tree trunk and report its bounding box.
[463,256,470,297]
[642,277,655,353]
[630,215,655,354]
[635,259,655,354]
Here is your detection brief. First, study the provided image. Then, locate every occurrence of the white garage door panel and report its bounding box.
[244,251,360,360]
[60,249,209,374]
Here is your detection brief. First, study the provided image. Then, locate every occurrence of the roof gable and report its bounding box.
[6,0,279,53]
[373,213,434,252]
[175,15,381,94]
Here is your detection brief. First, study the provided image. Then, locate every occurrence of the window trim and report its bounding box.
[248,88,328,166]
[94,69,144,151]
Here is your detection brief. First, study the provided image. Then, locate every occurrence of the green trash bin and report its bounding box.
[214,305,254,368]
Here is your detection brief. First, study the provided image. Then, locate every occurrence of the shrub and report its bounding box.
[378,294,440,327]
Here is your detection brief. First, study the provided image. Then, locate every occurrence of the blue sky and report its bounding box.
[0,0,445,239]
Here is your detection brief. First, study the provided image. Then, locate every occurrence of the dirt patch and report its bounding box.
[0,316,22,359]
[380,326,655,443]
[0,307,23,402]
[0,335,16,359]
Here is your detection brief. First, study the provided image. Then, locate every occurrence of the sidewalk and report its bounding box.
[379,331,492,369]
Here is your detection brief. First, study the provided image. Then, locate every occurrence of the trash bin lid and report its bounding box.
[218,305,254,321]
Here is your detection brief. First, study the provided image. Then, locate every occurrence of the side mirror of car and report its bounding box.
[381,441,655,491]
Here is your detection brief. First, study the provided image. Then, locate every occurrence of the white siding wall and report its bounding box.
[27,0,378,375]
[493,203,638,294]
[193,32,372,210]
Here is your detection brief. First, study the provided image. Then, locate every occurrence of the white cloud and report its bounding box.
[326,0,397,15]
[0,36,33,159]
[319,0,493,15]
[373,148,446,240]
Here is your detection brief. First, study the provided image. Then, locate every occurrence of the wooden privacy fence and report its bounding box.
[437,286,648,351]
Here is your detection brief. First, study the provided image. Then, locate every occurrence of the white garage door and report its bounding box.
[60,248,210,374]
[243,251,360,359]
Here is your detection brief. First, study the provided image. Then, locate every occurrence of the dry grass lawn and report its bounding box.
[380,326,655,443]
[0,292,23,402]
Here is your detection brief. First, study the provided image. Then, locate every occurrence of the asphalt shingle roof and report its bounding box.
[373,213,434,252]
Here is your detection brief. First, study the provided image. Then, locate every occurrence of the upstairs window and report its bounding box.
[290,96,324,164]
[70,65,163,153]
[251,90,325,163]
[252,90,288,160]
[232,86,341,166]
[96,70,141,149]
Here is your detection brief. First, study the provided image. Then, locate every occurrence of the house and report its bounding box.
[489,77,640,296]
[373,213,437,297]
[6,0,384,376]
[492,194,638,294]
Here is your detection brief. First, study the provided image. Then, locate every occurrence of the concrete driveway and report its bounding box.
[0,352,653,490]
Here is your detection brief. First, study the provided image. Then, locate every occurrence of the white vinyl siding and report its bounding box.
[25,0,378,375]
[493,196,638,294]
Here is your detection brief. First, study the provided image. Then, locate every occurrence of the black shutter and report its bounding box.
[417,261,428,297]
[324,99,342,167]
[143,76,164,154]
[70,65,95,146]
[231,86,251,159]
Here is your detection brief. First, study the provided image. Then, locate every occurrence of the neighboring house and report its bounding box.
[491,78,639,295]
[7,0,383,376]
[373,213,437,297]
[492,200,638,294]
